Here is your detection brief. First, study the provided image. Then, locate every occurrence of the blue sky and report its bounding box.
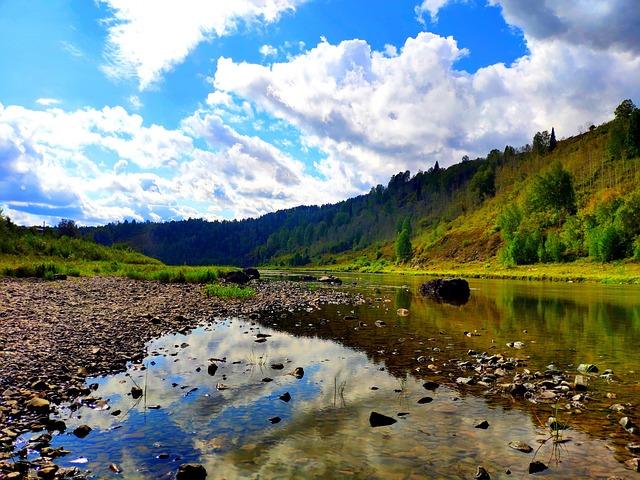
[1,0,638,226]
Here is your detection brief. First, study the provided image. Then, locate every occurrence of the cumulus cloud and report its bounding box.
[212,19,640,186]
[491,0,640,54]
[99,0,307,90]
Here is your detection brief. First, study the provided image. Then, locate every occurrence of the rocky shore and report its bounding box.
[0,276,361,478]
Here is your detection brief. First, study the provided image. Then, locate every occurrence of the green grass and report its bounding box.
[203,283,255,299]
[0,252,237,284]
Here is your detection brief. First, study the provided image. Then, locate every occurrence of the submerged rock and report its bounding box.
[176,463,207,480]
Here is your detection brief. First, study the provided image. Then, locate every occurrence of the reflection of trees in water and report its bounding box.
[394,286,412,310]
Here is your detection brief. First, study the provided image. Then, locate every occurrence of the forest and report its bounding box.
[5,99,638,272]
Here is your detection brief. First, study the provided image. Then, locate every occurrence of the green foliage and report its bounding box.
[203,284,255,300]
[606,120,627,160]
[588,225,624,262]
[469,166,496,202]
[57,219,78,238]
[614,99,636,121]
[525,162,577,224]
[628,109,640,158]
[395,228,412,263]
[532,130,551,156]
[497,205,522,241]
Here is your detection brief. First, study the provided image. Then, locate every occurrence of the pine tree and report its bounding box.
[549,127,557,152]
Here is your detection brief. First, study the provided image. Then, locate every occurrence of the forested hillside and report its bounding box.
[80,99,640,270]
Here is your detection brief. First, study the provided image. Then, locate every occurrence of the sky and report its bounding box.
[1,0,639,227]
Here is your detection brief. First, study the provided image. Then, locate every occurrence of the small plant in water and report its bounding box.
[333,377,347,408]
[533,402,571,467]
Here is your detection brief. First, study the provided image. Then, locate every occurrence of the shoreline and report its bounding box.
[0,277,360,465]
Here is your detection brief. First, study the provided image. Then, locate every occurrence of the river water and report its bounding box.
[28,274,640,479]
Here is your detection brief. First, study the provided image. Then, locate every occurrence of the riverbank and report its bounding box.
[313,257,640,284]
[0,276,362,477]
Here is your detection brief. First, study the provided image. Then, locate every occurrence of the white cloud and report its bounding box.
[36,98,61,106]
[129,95,143,110]
[259,44,278,57]
[212,23,640,186]
[415,0,460,23]
[99,0,307,90]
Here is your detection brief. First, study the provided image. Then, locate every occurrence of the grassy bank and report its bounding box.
[268,257,640,284]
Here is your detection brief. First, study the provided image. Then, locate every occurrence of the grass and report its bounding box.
[0,253,236,284]
[203,283,255,299]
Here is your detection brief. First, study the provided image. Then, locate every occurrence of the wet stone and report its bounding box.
[369,412,397,427]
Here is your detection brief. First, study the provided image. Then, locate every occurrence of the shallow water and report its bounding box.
[27,275,640,479]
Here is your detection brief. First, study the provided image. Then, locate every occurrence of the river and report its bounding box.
[30,273,640,479]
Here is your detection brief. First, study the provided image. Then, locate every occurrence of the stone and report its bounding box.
[176,463,207,480]
[242,268,260,280]
[508,441,533,453]
[423,381,439,391]
[318,275,342,285]
[291,367,304,379]
[268,417,281,424]
[419,278,470,305]
[224,271,250,284]
[279,392,291,403]
[574,375,589,391]
[417,397,433,404]
[369,412,397,427]
[207,363,218,376]
[528,461,547,474]
[577,364,598,374]
[271,363,285,370]
[625,458,640,472]
[25,397,50,413]
[73,425,92,439]
[131,386,143,399]
[620,416,637,434]
[475,466,491,480]
[475,420,490,429]
[36,464,59,479]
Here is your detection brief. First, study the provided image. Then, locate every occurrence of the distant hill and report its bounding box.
[79,99,640,270]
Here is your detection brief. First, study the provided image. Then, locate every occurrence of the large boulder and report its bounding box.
[224,270,250,284]
[419,278,470,305]
[243,268,260,280]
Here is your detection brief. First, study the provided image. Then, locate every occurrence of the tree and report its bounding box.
[532,130,551,156]
[525,162,577,224]
[469,166,496,202]
[549,127,557,152]
[395,228,412,263]
[606,119,627,160]
[627,108,640,158]
[614,99,636,121]
[57,219,78,238]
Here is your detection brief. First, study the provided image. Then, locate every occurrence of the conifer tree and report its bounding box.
[549,127,557,152]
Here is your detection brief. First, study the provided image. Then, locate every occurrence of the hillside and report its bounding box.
[75,100,640,272]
